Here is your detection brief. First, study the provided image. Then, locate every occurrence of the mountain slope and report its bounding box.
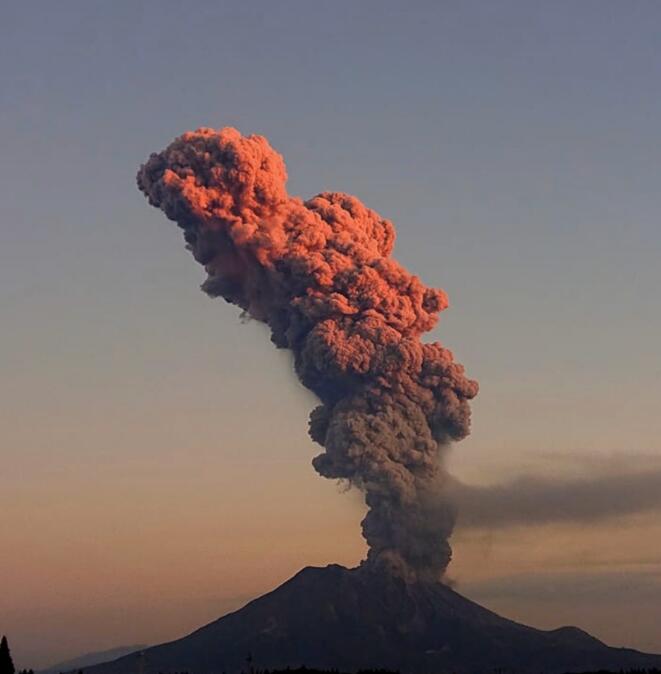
[40,646,147,674]
[82,565,661,674]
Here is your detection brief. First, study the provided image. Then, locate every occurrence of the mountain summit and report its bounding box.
[83,565,661,674]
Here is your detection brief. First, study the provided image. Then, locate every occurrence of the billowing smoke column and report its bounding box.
[137,127,478,582]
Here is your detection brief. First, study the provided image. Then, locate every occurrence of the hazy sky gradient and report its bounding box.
[1,1,660,667]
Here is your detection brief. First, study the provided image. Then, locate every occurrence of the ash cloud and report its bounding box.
[451,467,661,529]
[137,127,478,581]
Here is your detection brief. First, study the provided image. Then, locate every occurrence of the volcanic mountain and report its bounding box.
[82,564,661,674]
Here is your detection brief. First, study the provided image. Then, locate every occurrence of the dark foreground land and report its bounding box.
[75,565,661,674]
[117,669,661,674]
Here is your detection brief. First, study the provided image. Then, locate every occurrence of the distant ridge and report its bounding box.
[78,565,661,674]
[40,645,147,674]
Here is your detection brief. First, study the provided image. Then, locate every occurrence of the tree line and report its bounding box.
[2,637,661,674]
[1,635,32,674]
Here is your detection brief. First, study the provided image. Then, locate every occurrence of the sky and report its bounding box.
[1,0,660,668]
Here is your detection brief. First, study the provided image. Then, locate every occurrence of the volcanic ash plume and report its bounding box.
[137,127,478,582]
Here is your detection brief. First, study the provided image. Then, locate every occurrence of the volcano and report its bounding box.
[83,565,661,674]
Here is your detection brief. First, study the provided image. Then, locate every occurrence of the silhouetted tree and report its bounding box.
[0,636,15,674]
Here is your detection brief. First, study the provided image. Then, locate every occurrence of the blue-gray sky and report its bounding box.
[1,1,660,667]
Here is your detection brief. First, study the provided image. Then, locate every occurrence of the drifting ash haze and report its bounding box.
[137,127,478,582]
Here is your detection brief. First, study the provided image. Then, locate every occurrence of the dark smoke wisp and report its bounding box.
[137,127,478,581]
